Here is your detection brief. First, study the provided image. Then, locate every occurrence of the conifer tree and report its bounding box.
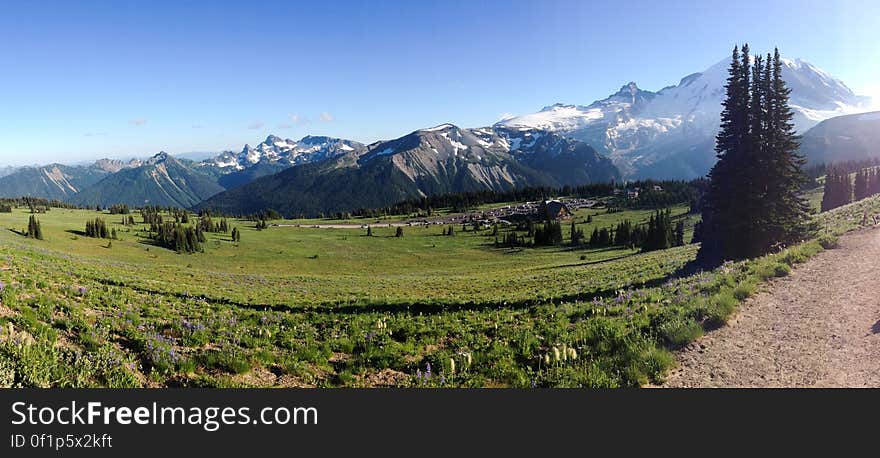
[27,215,43,240]
[674,221,685,247]
[699,45,750,262]
[761,48,811,247]
[642,210,672,252]
[698,45,810,263]
[821,168,853,211]
[589,227,600,247]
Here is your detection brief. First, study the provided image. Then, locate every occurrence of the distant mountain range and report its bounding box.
[0,53,874,214]
[196,124,620,216]
[498,57,872,179]
[0,164,114,200]
[70,152,225,208]
[198,135,366,189]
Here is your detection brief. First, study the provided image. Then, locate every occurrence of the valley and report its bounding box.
[1,184,877,388]
[0,46,878,389]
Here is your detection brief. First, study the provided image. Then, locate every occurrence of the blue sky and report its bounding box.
[1,0,878,165]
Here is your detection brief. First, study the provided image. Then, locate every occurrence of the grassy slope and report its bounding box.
[0,206,693,307]
[1,195,872,388]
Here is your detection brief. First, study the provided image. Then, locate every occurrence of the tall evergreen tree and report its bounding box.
[27,215,43,240]
[698,45,810,263]
[699,45,751,262]
[821,168,853,211]
[761,48,810,248]
[674,221,685,247]
[642,210,672,252]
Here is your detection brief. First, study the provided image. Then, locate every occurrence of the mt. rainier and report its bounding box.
[497,55,873,179]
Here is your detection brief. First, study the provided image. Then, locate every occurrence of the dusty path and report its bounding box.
[662,227,880,387]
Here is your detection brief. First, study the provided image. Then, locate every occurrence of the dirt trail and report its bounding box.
[662,227,880,388]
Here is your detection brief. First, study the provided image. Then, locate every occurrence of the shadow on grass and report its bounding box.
[83,263,694,317]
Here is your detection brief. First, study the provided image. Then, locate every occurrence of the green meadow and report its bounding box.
[0,196,873,388]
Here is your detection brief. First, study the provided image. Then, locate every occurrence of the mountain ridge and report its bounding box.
[498,55,873,179]
[70,152,225,208]
[196,124,620,216]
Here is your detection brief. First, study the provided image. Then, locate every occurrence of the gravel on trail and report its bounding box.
[661,227,880,388]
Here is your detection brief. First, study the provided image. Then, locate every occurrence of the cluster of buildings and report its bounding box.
[424,197,603,226]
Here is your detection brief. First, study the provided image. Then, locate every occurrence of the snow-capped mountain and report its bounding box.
[358,123,619,191]
[498,56,873,179]
[204,135,366,171]
[197,124,620,217]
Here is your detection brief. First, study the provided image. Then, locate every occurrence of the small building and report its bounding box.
[653,185,663,191]
[543,200,572,220]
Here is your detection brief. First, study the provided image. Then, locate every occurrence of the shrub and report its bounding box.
[638,346,675,382]
[818,233,839,249]
[732,281,756,301]
[657,316,703,348]
[753,263,777,281]
[704,290,738,326]
[773,263,791,277]
[780,249,807,265]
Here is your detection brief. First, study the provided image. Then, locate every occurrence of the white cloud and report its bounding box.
[497,113,515,122]
[248,121,265,130]
[319,112,335,122]
[286,113,311,125]
[129,118,147,126]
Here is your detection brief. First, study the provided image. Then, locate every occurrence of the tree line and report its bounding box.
[347,180,700,219]
[821,167,880,212]
[496,209,686,252]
